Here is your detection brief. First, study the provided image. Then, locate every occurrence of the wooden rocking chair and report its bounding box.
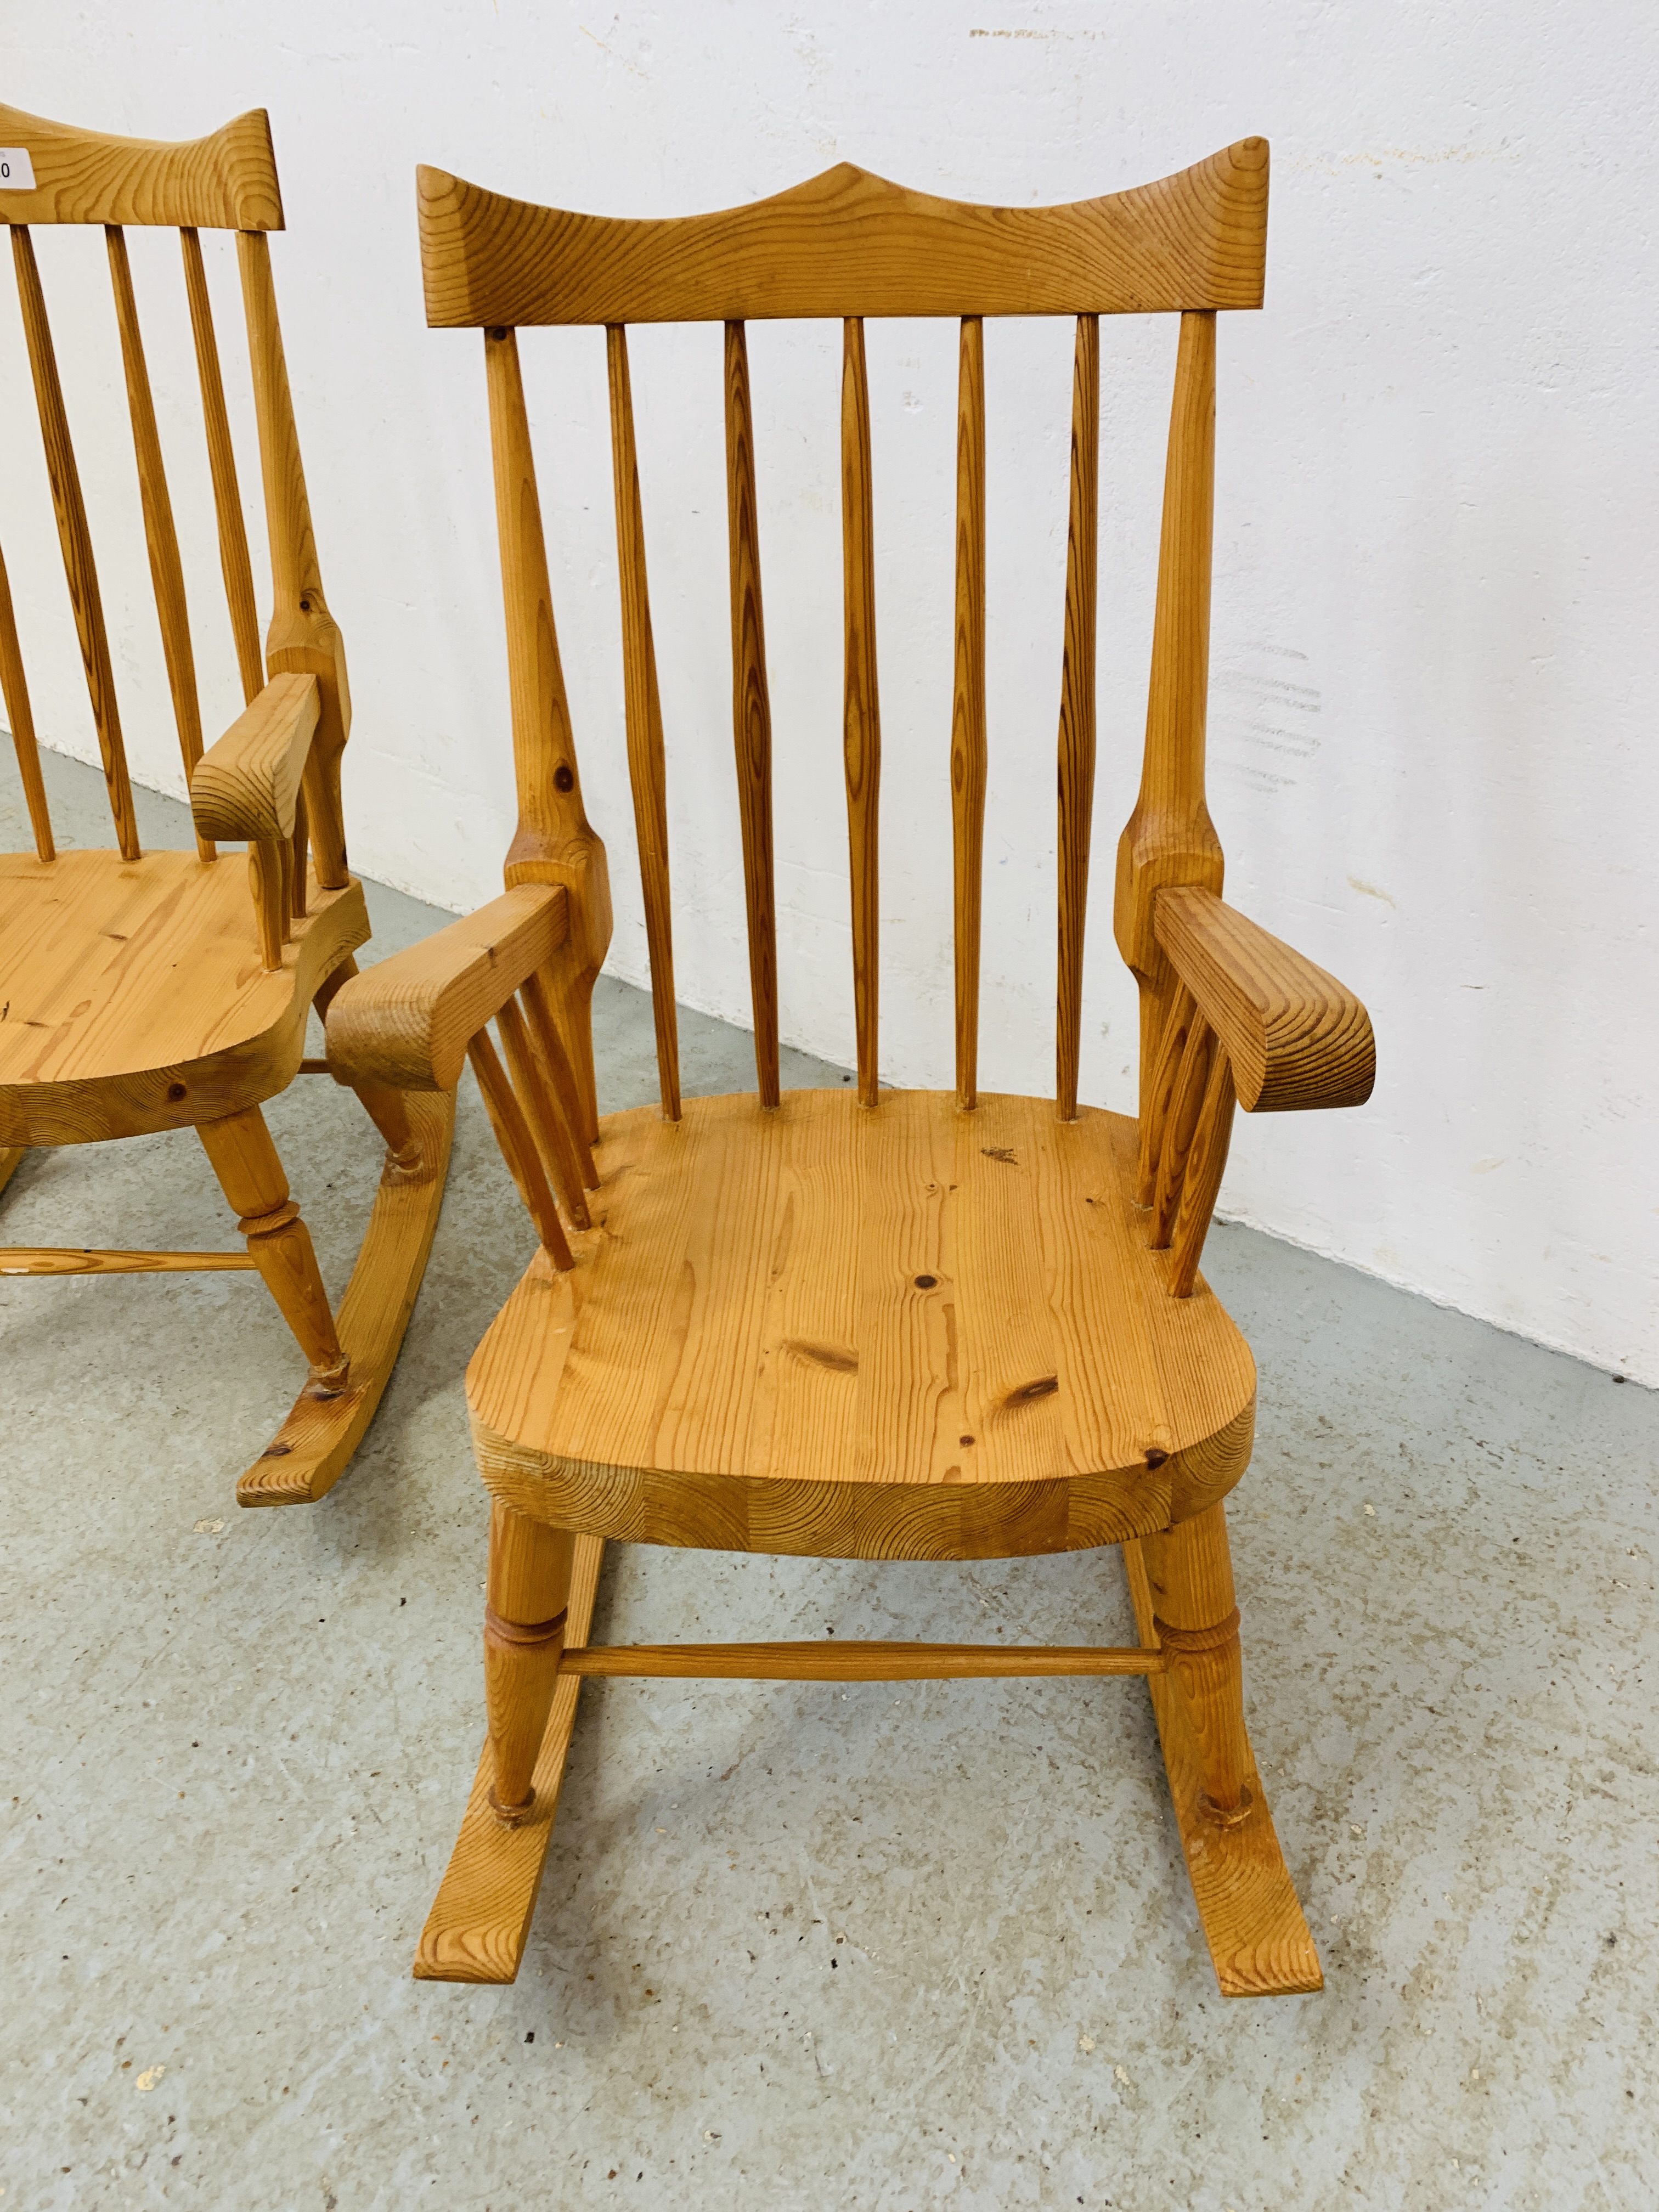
[329,138,1375,1995]
[0,108,453,1506]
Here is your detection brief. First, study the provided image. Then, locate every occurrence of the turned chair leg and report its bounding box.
[485,1501,575,1827]
[198,1104,349,1393]
[1141,1501,1252,1827]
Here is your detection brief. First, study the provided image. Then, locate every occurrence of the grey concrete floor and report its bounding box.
[3,752,1657,2211]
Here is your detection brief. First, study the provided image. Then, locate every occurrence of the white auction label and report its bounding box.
[0,149,37,190]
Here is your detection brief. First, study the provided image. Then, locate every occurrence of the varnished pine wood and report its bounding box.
[0,1246,255,1274]
[191,671,319,842]
[496,995,590,1230]
[1056,314,1101,1121]
[415,1532,605,1982]
[518,969,599,1193]
[561,1640,1161,1680]
[724,321,780,1108]
[951,316,986,1110]
[1152,1015,1218,1250]
[468,1091,1257,1559]
[236,1090,454,1506]
[106,223,211,861]
[238,229,349,889]
[324,885,568,1092]
[467,1028,574,1270]
[1115,309,1224,1099]
[483,325,614,1110]
[180,227,263,706]
[12,225,138,860]
[197,1103,345,1383]
[0,537,53,861]
[0,103,281,230]
[1126,1522,1322,1995]
[1169,1049,1236,1299]
[484,1501,575,1821]
[0,1147,25,1198]
[1154,885,1376,1112]
[605,324,680,1121]
[0,849,366,1147]
[841,317,881,1108]
[249,839,288,969]
[417,142,1269,327]
[1135,980,1197,1209]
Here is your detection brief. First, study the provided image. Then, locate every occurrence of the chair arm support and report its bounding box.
[190,673,321,844]
[323,885,569,1091]
[1153,885,1375,1112]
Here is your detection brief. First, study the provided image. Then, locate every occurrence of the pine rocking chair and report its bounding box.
[329,138,1375,1995]
[0,108,453,1506]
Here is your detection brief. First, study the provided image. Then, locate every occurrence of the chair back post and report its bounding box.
[484,324,613,1138]
[1113,307,1227,1118]
[236,227,351,888]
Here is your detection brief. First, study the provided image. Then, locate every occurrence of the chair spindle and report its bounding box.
[1135,979,1197,1207]
[951,315,987,1112]
[605,324,680,1122]
[1056,313,1100,1122]
[11,225,139,861]
[0,539,53,862]
[1151,1013,1217,1249]
[106,225,213,863]
[1115,309,1223,1114]
[180,227,263,708]
[238,229,351,888]
[468,1026,574,1270]
[1169,1048,1235,1296]
[841,317,882,1109]
[724,320,780,1109]
[520,968,599,1194]
[496,994,590,1230]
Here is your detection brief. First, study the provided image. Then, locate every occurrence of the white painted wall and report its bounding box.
[4,2,1656,1383]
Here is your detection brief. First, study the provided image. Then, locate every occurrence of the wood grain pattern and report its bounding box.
[323,885,568,1092]
[0,536,53,861]
[190,672,319,842]
[1124,1531,1322,1996]
[951,316,986,1111]
[1134,980,1196,1209]
[197,1101,345,1381]
[496,994,590,1230]
[605,324,680,1121]
[0,849,366,1146]
[236,1090,454,1506]
[841,317,881,1107]
[1114,309,1224,1097]
[484,1502,575,1820]
[1152,1015,1217,1250]
[1169,1047,1235,1298]
[484,325,614,1045]
[0,1246,254,1274]
[467,1028,574,1270]
[415,1532,605,1983]
[1056,314,1101,1122]
[12,225,138,860]
[1153,885,1376,1112]
[561,1640,1161,1680]
[519,967,598,1192]
[417,141,1269,327]
[237,229,350,889]
[0,104,282,230]
[0,1147,25,1199]
[181,227,263,707]
[468,1089,1257,1559]
[105,223,212,860]
[724,321,780,1107]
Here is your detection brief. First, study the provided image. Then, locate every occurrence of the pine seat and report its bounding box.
[0,849,365,1144]
[469,1089,1255,1559]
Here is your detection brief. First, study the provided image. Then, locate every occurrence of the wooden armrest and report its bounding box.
[1153,885,1375,1111]
[190,672,320,843]
[323,885,569,1090]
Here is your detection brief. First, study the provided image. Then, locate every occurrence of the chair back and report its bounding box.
[0,105,348,883]
[415,142,1271,1124]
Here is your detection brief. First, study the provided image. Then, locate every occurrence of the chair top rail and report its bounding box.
[0,104,283,230]
[417,140,1268,328]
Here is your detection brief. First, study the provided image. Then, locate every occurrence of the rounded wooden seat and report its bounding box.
[467,1086,1256,1560]
[0,847,366,1146]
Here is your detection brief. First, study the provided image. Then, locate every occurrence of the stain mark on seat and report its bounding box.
[981,1146,1018,1164]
